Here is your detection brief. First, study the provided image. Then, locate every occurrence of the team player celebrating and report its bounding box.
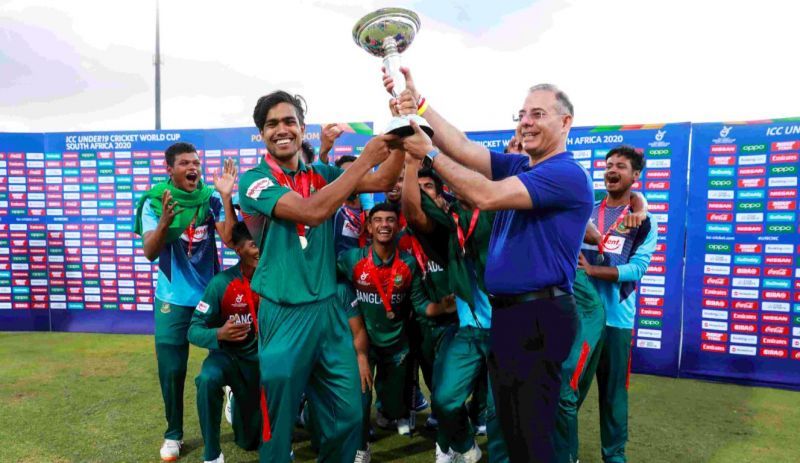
[188,221,262,463]
[237,90,403,463]
[570,146,657,463]
[338,202,454,449]
[134,142,237,462]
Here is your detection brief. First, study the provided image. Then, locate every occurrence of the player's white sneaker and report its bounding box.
[204,452,224,463]
[426,413,439,428]
[453,442,482,463]
[160,439,182,462]
[435,443,454,463]
[396,418,411,436]
[354,445,372,463]
[474,423,487,436]
[224,386,233,425]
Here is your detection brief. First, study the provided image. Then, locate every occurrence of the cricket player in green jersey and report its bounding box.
[555,159,652,463]
[134,142,237,461]
[238,90,403,463]
[188,222,262,463]
[400,161,459,430]
[337,202,455,448]
[303,281,372,461]
[404,157,509,463]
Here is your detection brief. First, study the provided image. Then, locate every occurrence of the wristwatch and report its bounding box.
[421,148,439,169]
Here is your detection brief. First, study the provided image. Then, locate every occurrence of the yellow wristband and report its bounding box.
[417,99,429,117]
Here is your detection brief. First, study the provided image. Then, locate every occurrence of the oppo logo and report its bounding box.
[770,165,797,175]
[741,144,766,152]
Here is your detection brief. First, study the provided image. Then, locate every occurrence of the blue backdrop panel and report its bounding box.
[0,125,372,334]
[681,118,800,389]
[466,123,691,377]
[0,132,52,331]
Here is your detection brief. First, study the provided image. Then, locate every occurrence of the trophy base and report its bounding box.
[384,115,434,138]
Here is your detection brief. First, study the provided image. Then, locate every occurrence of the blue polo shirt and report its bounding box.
[485,151,593,295]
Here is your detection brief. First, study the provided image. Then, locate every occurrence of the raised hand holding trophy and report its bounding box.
[353,8,434,137]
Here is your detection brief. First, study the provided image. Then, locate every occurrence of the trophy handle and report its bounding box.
[382,37,406,97]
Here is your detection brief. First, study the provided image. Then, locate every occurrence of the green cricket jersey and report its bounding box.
[397,227,457,327]
[238,157,343,305]
[337,246,431,347]
[188,263,259,357]
[419,193,495,308]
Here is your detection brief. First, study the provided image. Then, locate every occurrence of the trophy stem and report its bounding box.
[382,37,406,97]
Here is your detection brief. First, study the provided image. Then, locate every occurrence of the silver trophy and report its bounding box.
[353,8,434,137]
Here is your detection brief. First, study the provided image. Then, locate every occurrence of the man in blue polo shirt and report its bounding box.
[385,68,593,463]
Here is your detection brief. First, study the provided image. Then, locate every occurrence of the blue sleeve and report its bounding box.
[359,193,374,210]
[211,191,226,224]
[489,151,527,180]
[517,160,592,210]
[142,199,158,234]
[617,215,658,282]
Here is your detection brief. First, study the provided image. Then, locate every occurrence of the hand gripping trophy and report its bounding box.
[353,8,434,137]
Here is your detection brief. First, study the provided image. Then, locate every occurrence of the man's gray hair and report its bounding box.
[529,83,574,117]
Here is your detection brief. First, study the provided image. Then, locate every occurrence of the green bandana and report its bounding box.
[420,192,495,308]
[134,179,215,243]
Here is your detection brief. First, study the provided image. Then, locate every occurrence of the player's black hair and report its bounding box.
[417,167,444,196]
[301,141,315,164]
[368,201,399,221]
[606,145,644,172]
[335,155,358,168]
[231,221,253,247]
[253,90,306,130]
[164,142,197,167]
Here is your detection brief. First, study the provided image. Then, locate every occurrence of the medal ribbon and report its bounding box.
[240,273,259,332]
[451,208,480,255]
[264,153,312,238]
[366,247,402,316]
[596,197,630,259]
[406,234,428,279]
[185,216,198,257]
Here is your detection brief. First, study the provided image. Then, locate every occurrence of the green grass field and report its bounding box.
[0,332,798,463]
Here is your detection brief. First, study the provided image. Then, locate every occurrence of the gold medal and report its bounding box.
[386,311,395,320]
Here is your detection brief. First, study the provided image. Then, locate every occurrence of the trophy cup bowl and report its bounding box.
[353,8,434,138]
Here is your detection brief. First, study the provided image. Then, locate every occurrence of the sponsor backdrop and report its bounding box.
[467,124,691,377]
[682,118,800,389]
[4,118,800,389]
[0,124,373,334]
